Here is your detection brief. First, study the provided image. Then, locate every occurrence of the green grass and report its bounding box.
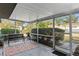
[63,33,79,43]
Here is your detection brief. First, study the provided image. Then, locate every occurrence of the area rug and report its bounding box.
[4,42,38,56]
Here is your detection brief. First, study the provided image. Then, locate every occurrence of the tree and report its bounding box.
[22,21,52,33]
[71,15,78,23]
[0,19,15,29]
[55,18,63,26]
[63,20,68,30]
[37,21,52,28]
[55,16,69,30]
[22,23,36,33]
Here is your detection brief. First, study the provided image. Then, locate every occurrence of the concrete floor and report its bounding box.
[0,38,78,56]
[14,43,56,56]
[0,39,56,56]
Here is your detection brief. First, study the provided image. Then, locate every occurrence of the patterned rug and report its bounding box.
[4,42,38,56]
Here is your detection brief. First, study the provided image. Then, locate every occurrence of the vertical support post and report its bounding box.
[21,22,25,43]
[52,18,55,50]
[14,14,17,34]
[30,23,32,40]
[36,14,39,43]
[36,21,39,43]
[21,22,23,33]
[69,14,73,56]
[14,21,16,34]
[2,39,5,56]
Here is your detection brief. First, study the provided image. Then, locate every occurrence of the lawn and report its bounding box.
[64,33,79,43]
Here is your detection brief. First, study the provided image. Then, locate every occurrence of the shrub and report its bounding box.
[1,28,20,34]
[31,28,65,47]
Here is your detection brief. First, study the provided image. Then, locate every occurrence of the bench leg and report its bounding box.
[23,38,25,43]
[7,40,10,46]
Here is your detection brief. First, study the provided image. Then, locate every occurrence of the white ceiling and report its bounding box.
[10,3,79,22]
